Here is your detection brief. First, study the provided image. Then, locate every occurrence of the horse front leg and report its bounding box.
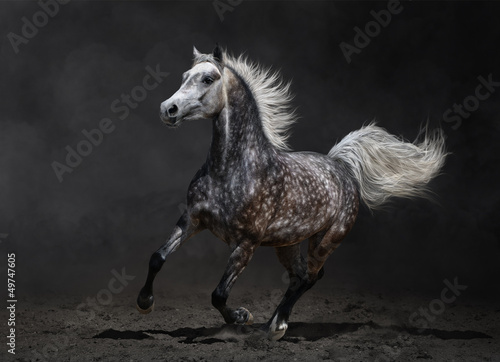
[212,240,258,325]
[136,212,201,313]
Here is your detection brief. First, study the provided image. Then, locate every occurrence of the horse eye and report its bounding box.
[202,77,214,85]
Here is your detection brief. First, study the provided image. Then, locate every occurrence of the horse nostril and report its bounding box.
[168,105,178,117]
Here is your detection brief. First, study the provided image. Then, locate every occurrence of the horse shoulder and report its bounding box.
[186,166,215,221]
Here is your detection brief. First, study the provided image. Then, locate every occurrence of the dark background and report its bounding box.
[0,1,499,300]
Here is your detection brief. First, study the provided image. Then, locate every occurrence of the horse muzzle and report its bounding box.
[160,101,181,127]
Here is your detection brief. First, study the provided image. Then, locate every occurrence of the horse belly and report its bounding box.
[260,168,356,246]
[260,203,334,246]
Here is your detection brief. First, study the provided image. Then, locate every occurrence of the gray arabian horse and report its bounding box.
[137,45,446,340]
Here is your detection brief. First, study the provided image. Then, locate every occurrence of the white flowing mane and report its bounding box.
[223,52,298,151]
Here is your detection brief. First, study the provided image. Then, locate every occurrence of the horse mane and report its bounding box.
[193,49,298,151]
[225,52,298,151]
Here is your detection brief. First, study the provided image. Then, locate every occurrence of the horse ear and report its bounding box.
[193,46,202,59]
[213,44,223,63]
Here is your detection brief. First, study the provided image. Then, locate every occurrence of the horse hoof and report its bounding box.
[244,309,254,325]
[268,323,287,341]
[268,315,288,341]
[136,294,155,314]
[235,307,254,325]
[136,302,154,314]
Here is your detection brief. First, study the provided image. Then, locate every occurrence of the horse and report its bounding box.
[136,45,446,340]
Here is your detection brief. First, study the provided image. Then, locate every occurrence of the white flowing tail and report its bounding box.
[328,123,447,210]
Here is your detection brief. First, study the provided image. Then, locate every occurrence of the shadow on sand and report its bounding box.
[93,321,492,344]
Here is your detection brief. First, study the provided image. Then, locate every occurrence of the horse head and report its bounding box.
[160,45,226,127]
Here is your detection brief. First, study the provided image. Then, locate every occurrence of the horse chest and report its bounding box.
[187,173,267,241]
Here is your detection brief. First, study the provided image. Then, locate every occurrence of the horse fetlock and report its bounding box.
[136,292,155,314]
[149,252,165,272]
[211,291,226,309]
[233,307,254,325]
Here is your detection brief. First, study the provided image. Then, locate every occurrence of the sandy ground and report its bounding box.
[6,284,500,362]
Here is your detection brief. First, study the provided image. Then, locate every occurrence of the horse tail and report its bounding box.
[328,122,447,210]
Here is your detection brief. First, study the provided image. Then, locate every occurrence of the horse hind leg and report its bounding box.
[265,229,343,341]
[261,243,307,340]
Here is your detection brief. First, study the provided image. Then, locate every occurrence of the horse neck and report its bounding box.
[206,69,275,175]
